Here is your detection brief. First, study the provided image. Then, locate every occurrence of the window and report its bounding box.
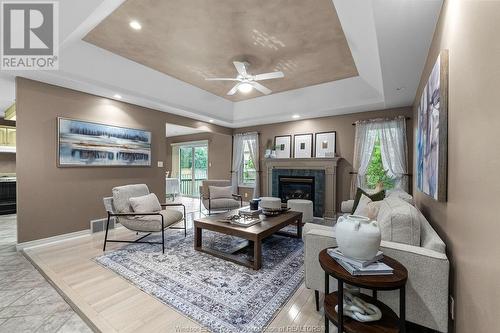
[365,134,396,190]
[240,139,256,186]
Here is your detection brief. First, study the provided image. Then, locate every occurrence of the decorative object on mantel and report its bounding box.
[274,135,292,158]
[293,133,313,158]
[315,131,336,158]
[335,215,381,260]
[416,49,448,202]
[264,139,276,159]
[57,117,151,167]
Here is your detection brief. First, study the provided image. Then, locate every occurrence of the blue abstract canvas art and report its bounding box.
[58,118,151,166]
[416,52,448,201]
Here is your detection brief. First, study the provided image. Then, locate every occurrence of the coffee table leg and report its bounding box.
[297,216,302,239]
[400,286,406,333]
[338,279,344,333]
[253,239,262,270]
[194,226,202,249]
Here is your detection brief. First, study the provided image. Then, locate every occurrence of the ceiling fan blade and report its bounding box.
[251,82,272,95]
[254,71,284,81]
[205,78,239,81]
[233,61,248,77]
[227,84,240,95]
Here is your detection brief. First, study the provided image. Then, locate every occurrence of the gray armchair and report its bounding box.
[199,180,242,215]
[103,184,186,254]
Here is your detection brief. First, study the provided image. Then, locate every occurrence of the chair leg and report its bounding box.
[103,214,111,251]
[161,217,165,254]
[183,205,187,237]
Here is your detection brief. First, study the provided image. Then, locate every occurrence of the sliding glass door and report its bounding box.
[178,143,208,197]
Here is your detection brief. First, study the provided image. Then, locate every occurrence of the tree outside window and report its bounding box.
[365,134,396,190]
[240,140,256,186]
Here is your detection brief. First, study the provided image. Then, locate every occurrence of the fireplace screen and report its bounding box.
[278,176,315,203]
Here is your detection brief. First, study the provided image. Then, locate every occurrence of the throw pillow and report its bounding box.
[129,193,162,213]
[366,201,383,220]
[209,185,233,199]
[377,196,421,246]
[351,188,386,214]
[353,194,372,217]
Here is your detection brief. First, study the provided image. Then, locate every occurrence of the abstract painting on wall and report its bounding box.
[416,50,448,201]
[58,118,151,167]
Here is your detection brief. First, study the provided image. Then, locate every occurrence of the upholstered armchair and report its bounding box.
[103,184,186,254]
[199,180,242,215]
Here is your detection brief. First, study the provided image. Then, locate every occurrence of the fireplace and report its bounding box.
[278,176,315,204]
[271,169,325,217]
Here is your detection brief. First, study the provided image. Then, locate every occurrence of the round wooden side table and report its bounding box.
[319,248,408,333]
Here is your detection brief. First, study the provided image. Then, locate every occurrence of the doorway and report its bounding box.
[178,142,208,197]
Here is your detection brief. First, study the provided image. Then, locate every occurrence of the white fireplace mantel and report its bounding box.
[262,157,340,218]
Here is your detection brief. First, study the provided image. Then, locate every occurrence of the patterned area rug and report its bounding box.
[96,228,304,333]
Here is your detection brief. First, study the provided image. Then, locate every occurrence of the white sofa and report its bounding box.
[303,195,450,332]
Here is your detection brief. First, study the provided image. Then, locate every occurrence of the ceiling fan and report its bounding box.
[205,61,284,96]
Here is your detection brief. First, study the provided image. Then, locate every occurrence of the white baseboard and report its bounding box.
[16,229,91,252]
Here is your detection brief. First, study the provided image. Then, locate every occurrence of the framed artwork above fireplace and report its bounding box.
[315,131,336,158]
[293,133,313,158]
[274,135,291,158]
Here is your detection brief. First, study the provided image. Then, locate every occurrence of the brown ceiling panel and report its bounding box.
[84,0,358,101]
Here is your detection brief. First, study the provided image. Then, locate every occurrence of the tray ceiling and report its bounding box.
[83,0,358,101]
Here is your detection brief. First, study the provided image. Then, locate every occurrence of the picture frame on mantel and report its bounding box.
[315,131,336,158]
[416,49,448,202]
[274,135,292,159]
[293,133,313,158]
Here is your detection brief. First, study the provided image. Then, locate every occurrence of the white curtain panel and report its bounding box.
[351,121,378,197]
[379,117,409,192]
[232,132,260,196]
[245,133,260,198]
[231,134,245,194]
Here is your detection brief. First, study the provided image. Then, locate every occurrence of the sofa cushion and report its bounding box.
[129,193,161,213]
[377,197,421,246]
[112,184,150,213]
[352,188,385,213]
[353,194,372,216]
[209,185,233,199]
[120,209,183,232]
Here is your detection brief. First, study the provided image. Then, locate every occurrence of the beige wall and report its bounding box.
[412,1,500,332]
[165,132,232,180]
[235,107,414,209]
[16,78,231,243]
[0,153,16,173]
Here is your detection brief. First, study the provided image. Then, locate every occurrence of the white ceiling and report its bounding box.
[0,0,443,127]
[165,123,207,138]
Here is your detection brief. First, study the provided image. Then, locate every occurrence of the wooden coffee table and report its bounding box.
[194,209,303,270]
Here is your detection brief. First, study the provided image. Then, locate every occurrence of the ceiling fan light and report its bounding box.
[238,83,253,93]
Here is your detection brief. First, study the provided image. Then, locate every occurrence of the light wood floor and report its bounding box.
[23,221,327,333]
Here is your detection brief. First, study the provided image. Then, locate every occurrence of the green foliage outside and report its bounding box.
[365,136,395,190]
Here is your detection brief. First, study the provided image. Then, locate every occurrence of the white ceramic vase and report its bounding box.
[336,215,381,260]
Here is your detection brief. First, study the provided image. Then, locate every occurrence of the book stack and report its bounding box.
[238,207,262,217]
[327,248,393,276]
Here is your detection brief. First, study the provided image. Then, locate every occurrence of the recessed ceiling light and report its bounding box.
[238,83,253,94]
[113,94,122,99]
[292,114,300,119]
[129,20,142,30]
[209,119,214,123]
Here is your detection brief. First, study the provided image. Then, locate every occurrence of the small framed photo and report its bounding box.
[293,133,313,158]
[274,135,291,158]
[315,131,336,158]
